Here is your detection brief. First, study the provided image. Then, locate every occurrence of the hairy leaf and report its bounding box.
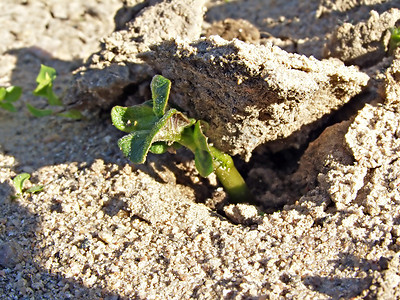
[111,102,155,133]
[117,109,192,163]
[151,75,171,117]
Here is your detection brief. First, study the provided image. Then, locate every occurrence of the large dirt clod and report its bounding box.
[141,36,370,160]
[63,0,205,110]
[324,8,400,67]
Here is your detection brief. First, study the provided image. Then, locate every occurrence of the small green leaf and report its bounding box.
[33,65,63,106]
[26,103,53,117]
[0,87,6,100]
[35,64,57,84]
[195,148,213,177]
[149,142,169,154]
[5,86,22,102]
[389,27,400,53]
[0,102,17,112]
[193,121,213,177]
[13,173,31,194]
[0,86,22,112]
[118,131,150,163]
[151,75,171,117]
[25,185,44,194]
[111,102,156,133]
[57,109,83,120]
[117,109,192,164]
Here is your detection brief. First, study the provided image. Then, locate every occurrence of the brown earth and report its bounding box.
[1,0,400,299]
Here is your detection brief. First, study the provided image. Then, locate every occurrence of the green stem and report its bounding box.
[209,146,252,204]
[179,129,252,203]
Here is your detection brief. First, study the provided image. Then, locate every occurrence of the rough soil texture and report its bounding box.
[1,0,400,299]
[141,37,369,159]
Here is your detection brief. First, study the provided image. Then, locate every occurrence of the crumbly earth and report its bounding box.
[1,1,400,300]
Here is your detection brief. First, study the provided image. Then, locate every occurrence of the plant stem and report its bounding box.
[208,146,252,204]
[179,128,252,203]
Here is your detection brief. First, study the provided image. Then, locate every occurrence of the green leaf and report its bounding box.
[112,75,193,164]
[0,102,17,112]
[111,102,156,133]
[33,64,63,106]
[33,85,62,106]
[193,121,213,177]
[13,173,31,194]
[26,103,53,117]
[57,109,83,120]
[151,75,171,117]
[0,86,22,112]
[5,86,22,102]
[35,64,57,84]
[118,131,151,163]
[149,142,169,154]
[25,185,44,194]
[0,87,5,100]
[117,109,192,163]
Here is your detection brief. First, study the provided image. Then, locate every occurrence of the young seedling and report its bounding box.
[28,64,83,119]
[111,75,252,204]
[389,27,400,54]
[0,86,22,112]
[12,173,44,196]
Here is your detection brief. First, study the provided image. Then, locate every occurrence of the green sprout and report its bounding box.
[0,86,22,112]
[389,27,400,54]
[12,173,44,196]
[1,65,82,119]
[28,64,83,119]
[33,64,63,106]
[111,75,252,204]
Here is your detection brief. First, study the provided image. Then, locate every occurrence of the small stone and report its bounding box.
[98,230,113,244]
[224,203,262,225]
[0,241,24,268]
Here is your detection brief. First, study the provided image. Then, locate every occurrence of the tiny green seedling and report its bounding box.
[12,173,44,196]
[28,64,83,119]
[389,27,400,54]
[1,65,82,119]
[33,64,63,106]
[0,86,22,112]
[111,75,252,203]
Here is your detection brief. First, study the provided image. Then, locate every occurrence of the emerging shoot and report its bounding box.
[389,27,400,54]
[12,173,44,196]
[111,75,252,203]
[0,86,22,112]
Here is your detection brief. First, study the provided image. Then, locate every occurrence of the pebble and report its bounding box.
[0,241,24,268]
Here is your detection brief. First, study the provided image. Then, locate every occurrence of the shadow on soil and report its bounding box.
[304,275,371,299]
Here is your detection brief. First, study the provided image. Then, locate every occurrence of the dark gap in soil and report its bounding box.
[238,89,378,213]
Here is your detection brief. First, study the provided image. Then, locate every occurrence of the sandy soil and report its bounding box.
[1,0,400,299]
